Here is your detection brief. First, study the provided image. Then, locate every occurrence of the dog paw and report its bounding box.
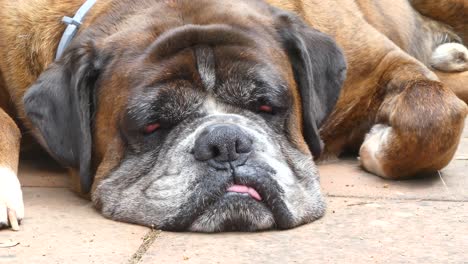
[0,167,24,231]
[359,124,392,178]
[430,43,468,72]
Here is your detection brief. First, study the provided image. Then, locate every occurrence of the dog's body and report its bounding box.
[0,0,467,231]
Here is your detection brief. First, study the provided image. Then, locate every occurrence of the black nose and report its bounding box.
[193,124,253,164]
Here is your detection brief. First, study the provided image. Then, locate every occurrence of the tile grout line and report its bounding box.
[127,229,161,264]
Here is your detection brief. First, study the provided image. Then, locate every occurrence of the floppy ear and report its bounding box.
[23,43,104,193]
[275,12,347,158]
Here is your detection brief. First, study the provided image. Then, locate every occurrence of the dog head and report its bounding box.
[24,0,346,232]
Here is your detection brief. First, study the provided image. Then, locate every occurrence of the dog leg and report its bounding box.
[0,108,23,230]
[436,70,468,104]
[360,78,467,179]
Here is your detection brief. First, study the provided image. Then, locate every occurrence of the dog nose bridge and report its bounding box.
[193,124,253,164]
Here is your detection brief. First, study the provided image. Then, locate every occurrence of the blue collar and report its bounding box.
[56,0,97,60]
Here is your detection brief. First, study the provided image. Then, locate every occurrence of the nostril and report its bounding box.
[236,138,252,154]
[193,141,215,161]
[211,146,220,157]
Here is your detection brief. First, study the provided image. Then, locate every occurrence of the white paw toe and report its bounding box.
[359,124,392,178]
[0,167,24,229]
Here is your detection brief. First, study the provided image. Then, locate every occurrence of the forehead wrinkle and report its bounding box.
[149,24,255,61]
[212,45,291,104]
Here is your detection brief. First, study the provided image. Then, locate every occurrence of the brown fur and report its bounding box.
[436,70,468,103]
[267,0,467,177]
[0,108,20,173]
[410,0,468,45]
[0,0,466,199]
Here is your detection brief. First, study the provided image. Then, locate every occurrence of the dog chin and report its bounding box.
[188,194,276,232]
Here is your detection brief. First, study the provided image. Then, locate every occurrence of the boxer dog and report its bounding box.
[0,0,466,232]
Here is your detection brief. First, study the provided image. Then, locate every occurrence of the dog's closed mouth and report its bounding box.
[226,184,262,201]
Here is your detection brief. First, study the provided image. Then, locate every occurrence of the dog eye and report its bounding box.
[258,105,273,113]
[144,123,161,134]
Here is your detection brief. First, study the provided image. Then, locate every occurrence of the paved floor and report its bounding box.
[1,121,467,264]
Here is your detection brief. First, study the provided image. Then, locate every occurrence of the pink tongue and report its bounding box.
[227,185,262,201]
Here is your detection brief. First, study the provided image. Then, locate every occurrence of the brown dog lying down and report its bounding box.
[0,0,466,232]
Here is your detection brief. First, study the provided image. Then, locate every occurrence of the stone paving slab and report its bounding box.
[0,188,149,264]
[18,160,68,188]
[319,156,468,201]
[319,136,468,202]
[141,197,468,264]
